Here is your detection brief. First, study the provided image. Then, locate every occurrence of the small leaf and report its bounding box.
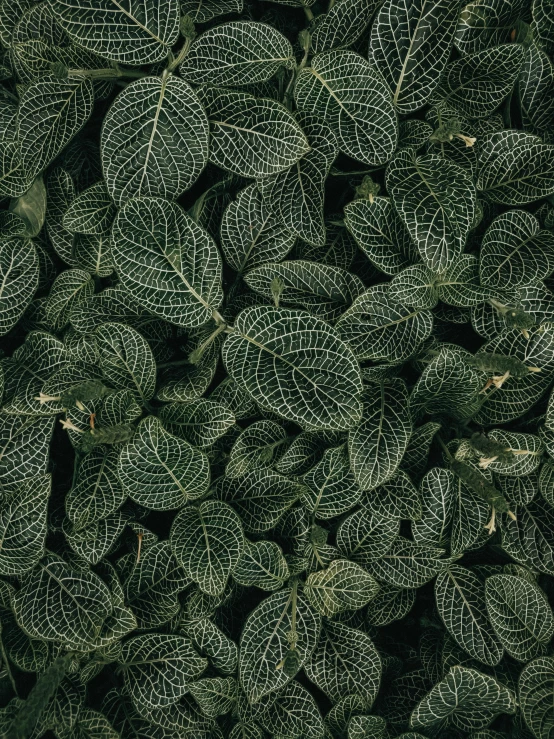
[304,559,380,616]
[519,656,554,739]
[170,500,244,596]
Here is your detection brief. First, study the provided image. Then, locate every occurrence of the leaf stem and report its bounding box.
[328,0,336,8]
[68,66,149,80]
[167,37,192,73]
[303,4,314,21]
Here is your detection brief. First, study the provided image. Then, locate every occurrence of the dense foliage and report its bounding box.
[1,0,554,737]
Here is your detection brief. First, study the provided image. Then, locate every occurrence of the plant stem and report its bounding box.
[68,66,149,80]
[303,4,314,21]
[167,37,192,73]
[328,0,336,8]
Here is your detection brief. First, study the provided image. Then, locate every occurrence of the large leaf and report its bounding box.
[0,238,39,336]
[101,76,209,206]
[239,588,321,704]
[304,559,380,616]
[0,474,50,576]
[485,573,554,662]
[295,50,398,166]
[348,380,412,491]
[118,416,210,510]
[435,566,503,666]
[311,0,378,53]
[477,131,554,204]
[47,0,180,64]
[119,633,207,710]
[12,554,113,649]
[519,656,554,739]
[480,209,554,289]
[370,0,459,114]
[180,21,295,86]
[410,666,515,731]
[337,285,433,362]
[170,500,244,596]
[18,77,94,179]
[305,621,381,706]
[111,196,223,327]
[430,44,524,118]
[198,87,309,178]
[222,306,363,430]
[386,149,476,272]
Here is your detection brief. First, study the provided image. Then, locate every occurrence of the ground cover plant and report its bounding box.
[1,0,554,737]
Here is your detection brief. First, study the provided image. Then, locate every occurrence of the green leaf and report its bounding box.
[389,264,438,310]
[181,21,295,86]
[430,44,525,118]
[12,554,113,648]
[258,680,325,739]
[198,86,310,178]
[257,114,338,248]
[301,444,362,519]
[18,77,94,179]
[412,468,455,548]
[477,131,554,204]
[485,573,554,662]
[348,380,412,491]
[312,0,379,54]
[45,168,78,266]
[233,539,289,591]
[123,541,190,629]
[366,537,449,588]
[170,500,244,596]
[220,183,296,274]
[0,141,33,198]
[189,676,236,718]
[337,507,400,564]
[159,400,235,448]
[48,0,180,64]
[480,210,554,289]
[386,149,476,272]
[101,76,209,206]
[9,175,47,237]
[119,633,207,710]
[239,588,321,704]
[226,420,288,479]
[223,306,363,430]
[455,0,526,53]
[295,50,398,166]
[304,559,380,616]
[112,196,223,327]
[216,468,303,533]
[344,196,416,276]
[363,470,422,521]
[244,260,364,322]
[370,0,460,114]
[337,285,434,362]
[366,583,416,626]
[64,510,127,565]
[184,616,238,676]
[410,666,515,732]
[95,322,156,403]
[0,415,54,484]
[118,416,210,510]
[45,269,94,331]
[519,43,554,131]
[62,182,114,238]
[519,656,554,739]
[0,238,39,336]
[0,474,50,575]
[483,430,543,476]
[305,620,381,706]
[435,566,503,667]
[181,0,242,23]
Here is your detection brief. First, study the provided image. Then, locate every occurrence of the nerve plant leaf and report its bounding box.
[111,196,223,327]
